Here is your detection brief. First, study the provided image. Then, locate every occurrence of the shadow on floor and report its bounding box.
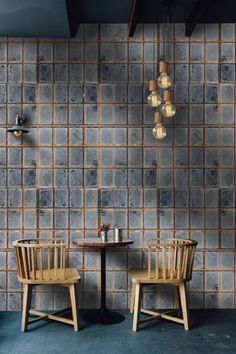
[0,310,235,354]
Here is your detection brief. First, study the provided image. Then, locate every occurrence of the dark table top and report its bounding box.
[72,238,133,248]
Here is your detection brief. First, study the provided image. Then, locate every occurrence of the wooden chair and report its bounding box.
[13,238,80,332]
[130,238,197,331]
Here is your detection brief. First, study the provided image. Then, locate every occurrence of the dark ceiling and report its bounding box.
[0,0,235,38]
[77,0,236,23]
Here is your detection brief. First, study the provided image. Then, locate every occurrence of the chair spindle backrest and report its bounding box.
[147,238,197,281]
[13,238,66,281]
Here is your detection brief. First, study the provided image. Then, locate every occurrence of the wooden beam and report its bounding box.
[66,0,80,38]
[185,0,207,37]
[128,0,140,37]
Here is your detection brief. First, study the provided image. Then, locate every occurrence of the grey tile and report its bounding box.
[54,84,67,103]
[23,189,36,208]
[205,105,218,124]
[39,169,52,187]
[144,170,157,187]
[175,43,189,62]
[129,43,142,62]
[205,169,218,187]
[69,42,84,62]
[39,189,52,208]
[220,148,234,167]
[8,189,21,208]
[0,43,7,62]
[39,64,52,82]
[220,84,234,103]
[175,190,189,207]
[54,169,68,187]
[205,64,219,83]
[114,43,127,62]
[206,43,218,62]
[39,43,53,62]
[190,105,203,124]
[70,189,83,208]
[8,84,21,103]
[220,64,235,83]
[69,169,83,187]
[221,43,235,62]
[8,43,22,62]
[8,64,22,83]
[190,64,203,83]
[160,190,173,207]
[190,43,203,62]
[0,65,6,83]
[114,190,127,208]
[55,43,68,61]
[85,148,98,167]
[190,169,203,187]
[85,43,98,62]
[205,85,218,103]
[128,84,142,103]
[55,210,68,229]
[220,104,234,124]
[55,189,68,207]
[24,43,36,62]
[221,24,235,40]
[0,189,6,207]
[85,84,97,103]
[175,148,188,167]
[23,85,36,103]
[129,189,142,207]
[54,105,67,124]
[220,128,234,145]
[128,169,142,187]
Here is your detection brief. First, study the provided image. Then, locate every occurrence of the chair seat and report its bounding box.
[19,268,80,284]
[130,269,184,284]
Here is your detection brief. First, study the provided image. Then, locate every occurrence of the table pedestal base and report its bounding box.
[83,307,125,325]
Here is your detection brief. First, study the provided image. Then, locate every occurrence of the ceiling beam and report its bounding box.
[128,0,140,37]
[66,0,80,38]
[185,0,207,36]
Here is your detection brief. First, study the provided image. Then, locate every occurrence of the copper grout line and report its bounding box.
[97,24,102,240]
[5,40,9,311]
[35,40,40,241]
[82,26,86,307]
[51,41,55,250]
[21,40,25,243]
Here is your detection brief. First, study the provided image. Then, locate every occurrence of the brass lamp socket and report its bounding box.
[163,90,172,102]
[154,112,163,124]
[149,80,158,92]
[159,61,168,73]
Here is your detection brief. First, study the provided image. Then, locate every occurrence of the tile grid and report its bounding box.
[0,24,235,310]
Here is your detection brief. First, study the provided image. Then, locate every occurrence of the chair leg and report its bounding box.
[132,283,141,332]
[21,284,32,332]
[69,284,79,331]
[130,281,135,314]
[174,286,182,317]
[179,283,189,331]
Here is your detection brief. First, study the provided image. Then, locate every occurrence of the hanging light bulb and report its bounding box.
[152,112,167,140]
[161,90,176,118]
[147,80,161,108]
[157,61,171,89]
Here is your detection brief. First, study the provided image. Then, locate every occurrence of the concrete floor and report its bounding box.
[0,310,235,354]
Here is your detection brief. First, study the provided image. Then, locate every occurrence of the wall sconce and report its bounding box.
[7,114,29,137]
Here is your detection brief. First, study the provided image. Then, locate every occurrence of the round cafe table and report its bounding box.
[73,238,133,325]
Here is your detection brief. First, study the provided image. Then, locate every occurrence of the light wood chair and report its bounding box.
[13,238,80,332]
[130,238,197,331]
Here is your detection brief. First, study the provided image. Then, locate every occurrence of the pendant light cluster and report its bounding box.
[148,61,176,140]
[148,2,176,140]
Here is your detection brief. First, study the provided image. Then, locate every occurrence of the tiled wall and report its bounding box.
[0,23,235,311]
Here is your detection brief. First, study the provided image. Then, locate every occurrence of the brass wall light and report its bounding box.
[7,114,29,137]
